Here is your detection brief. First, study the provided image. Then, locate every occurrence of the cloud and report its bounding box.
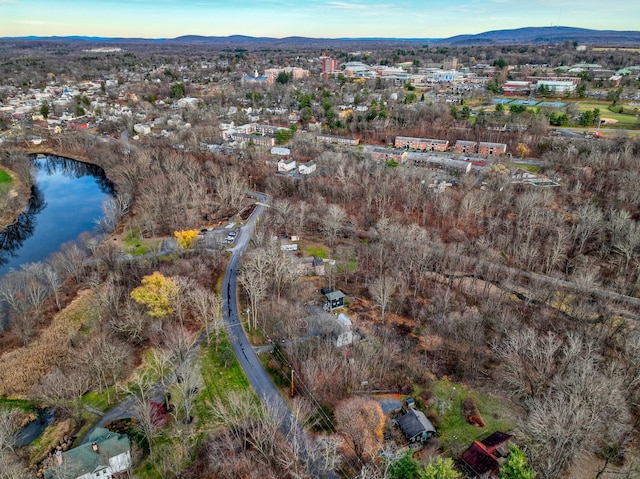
[0,0,18,4]
[327,1,392,9]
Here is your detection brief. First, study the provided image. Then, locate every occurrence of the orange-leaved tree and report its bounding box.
[174,229,200,250]
[130,271,178,317]
[334,396,385,460]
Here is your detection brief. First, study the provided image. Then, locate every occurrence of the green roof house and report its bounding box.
[44,428,131,479]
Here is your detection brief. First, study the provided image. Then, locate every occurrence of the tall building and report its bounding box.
[443,57,458,70]
[321,54,339,81]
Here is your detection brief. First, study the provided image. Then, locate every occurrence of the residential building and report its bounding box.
[478,142,507,156]
[316,134,359,146]
[324,290,345,311]
[395,404,436,444]
[298,161,317,175]
[278,158,296,172]
[321,55,339,81]
[454,140,477,154]
[44,428,131,479]
[395,137,449,151]
[460,431,513,478]
[371,147,408,164]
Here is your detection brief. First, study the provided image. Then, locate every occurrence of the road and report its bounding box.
[81,191,333,477]
[223,192,333,478]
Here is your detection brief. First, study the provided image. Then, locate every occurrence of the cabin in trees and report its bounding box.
[44,428,131,479]
[323,289,345,311]
[460,431,514,478]
[394,401,436,445]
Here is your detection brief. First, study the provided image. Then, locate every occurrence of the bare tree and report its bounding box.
[322,204,346,246]
[368,275,397,321]
[187,285,223,348]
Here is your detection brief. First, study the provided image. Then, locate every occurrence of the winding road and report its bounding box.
[81,191,332,477]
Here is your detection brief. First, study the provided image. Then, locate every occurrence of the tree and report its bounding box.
[276,71,292,84]
[419,457,461,479]
[187,286,223,347]
[500,444,536,479]
[170,82,186,99]
[322,204,346,246]
[174,229,199,250]
[388,453,420,479]
[39,102,49,118]
[368,275,397,321]
[130,271,178,318]
[515,143,531,159]
[334,397,385,461]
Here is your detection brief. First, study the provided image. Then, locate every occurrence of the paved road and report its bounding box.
[223,192,333,478]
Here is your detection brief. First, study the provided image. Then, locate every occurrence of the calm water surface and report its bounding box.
[0,156,113,278]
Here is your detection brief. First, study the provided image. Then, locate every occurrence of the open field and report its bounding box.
[573,100,640,126]
[428,380,517,456]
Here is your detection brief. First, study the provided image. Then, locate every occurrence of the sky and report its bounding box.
[1,0,639,39]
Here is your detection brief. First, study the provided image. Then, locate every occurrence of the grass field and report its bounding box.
[123,228,162,256]
[574,100,640,126]
[429,379,517,456]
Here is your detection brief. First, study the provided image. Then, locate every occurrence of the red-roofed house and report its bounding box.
[460,431,513,478]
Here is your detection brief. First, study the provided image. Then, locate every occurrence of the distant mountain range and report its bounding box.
[3,26,640,47]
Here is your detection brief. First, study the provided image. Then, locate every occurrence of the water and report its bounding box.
[0,156,114,278]
[14,408,55,447]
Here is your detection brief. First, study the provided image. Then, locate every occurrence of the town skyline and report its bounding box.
[2,0,639,39]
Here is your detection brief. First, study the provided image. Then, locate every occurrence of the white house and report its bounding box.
[278,158,297,172]
[333,313,354,347]
[298,161,316,175]
[133,123,151,135]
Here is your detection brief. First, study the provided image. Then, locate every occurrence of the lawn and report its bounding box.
[193,337,251,424]
[0,168,11,183]
[302,242,329,259]
[574,100,639,126]
[428,379,517,456]
[123,228,162,256]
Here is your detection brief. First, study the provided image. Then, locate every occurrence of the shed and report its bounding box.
[325,290,345,311]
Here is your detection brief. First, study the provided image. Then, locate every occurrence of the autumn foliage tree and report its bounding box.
[130,271,178,318]
[174,229,200,250]
[334,396,384,461]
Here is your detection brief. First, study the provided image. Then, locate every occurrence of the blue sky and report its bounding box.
[1,0,638,39]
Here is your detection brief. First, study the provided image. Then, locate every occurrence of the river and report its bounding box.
[0,155,114,278]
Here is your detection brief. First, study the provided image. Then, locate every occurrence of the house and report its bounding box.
[460,431,514,478]
[312,257,325,276]
[395,404,436,444]
[324,290,345,311]
[278,158,297,172]
[331,313,354,347]
[44,428,131,479]
[298,161,317,175]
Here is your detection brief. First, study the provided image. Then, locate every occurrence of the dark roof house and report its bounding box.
[395,407,436,444]
[44,428,131,479]
[460,431,513,478]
